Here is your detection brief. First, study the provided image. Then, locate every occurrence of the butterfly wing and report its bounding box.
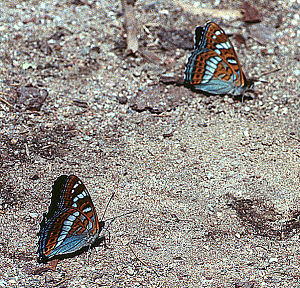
[38,175,104,263]
[185,22,250,95]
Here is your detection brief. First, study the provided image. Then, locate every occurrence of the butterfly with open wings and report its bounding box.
[184,21,253,96]
[37,175,105,263]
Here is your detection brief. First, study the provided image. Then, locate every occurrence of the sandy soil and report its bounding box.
[0,0,299,287]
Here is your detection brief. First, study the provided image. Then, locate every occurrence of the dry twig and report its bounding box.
[53,278,70,287]
[0,93,13,108]
[128,243,159,277]
[173,0,242,18]
[121,0,138,54]
[283,133,300,142]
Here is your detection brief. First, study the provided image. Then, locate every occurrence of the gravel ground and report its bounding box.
[0,0,299,287]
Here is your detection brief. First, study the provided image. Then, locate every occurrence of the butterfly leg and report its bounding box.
[100,229,109,248]
[48,259,59,271]
[86,245,91,264]
[33,260,58,275]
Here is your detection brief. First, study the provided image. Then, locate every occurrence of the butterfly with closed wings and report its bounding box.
[37,175,107,263]
[184,21,253,96]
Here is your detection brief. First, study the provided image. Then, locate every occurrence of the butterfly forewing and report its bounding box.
[201,22,245,87]
[38,175,103,263]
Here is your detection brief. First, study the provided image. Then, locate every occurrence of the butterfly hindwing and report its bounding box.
[38,175,104,263]
[185,21,251,96]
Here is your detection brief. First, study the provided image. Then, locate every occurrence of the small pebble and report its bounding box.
[10,138,18,145]
[294,70,300,77]
[126,267,134,276]
[269,257,278,263]
[243,129,250,138]
[117,96,128,105]
[159,9,169,15]
[207,172,214,179]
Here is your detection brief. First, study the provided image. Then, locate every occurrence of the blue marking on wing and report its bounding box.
[48,234,89,257]
[193,79,235,95]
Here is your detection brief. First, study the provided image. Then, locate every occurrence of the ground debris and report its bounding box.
[12,86,48,111]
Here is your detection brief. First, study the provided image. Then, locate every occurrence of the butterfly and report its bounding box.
[37,175,105,263]
[184,21,253,96]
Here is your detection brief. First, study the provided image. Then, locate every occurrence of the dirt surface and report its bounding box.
[0,0,299,287]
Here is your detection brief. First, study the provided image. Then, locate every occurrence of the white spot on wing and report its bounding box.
[207,62,217,69]
[217,41,230,50]
[59,230,68,237]
[57,234,66,243]
[55,239,63,247]
[73,183,79,189]
[205,66,215,73]
[78,193,84,199]
[68,215,76,221]
[215,44,224,50]
[203,74,212,79]
[64,220,73,226]
[82,207,92,213]
[224,42,231,49]
[227,59,237,64]
[215,30,221,35]
[210,58,220,65]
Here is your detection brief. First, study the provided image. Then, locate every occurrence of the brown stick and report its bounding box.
[283,133,300,142]
[128,243,159,277]
[121,0,139,54]
[173,0,242,18]
[0,93,13,108]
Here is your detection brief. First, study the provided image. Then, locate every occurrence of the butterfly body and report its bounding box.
[184,22,252,96]
[38,175,104,263]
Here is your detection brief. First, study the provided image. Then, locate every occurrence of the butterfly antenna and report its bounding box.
[251,67,282,83]
[105,209,138,230]
[100,192,115,222]
[257,67,281,78]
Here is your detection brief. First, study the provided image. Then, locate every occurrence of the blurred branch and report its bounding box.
[173,0,242,18]
[121,0,138,54]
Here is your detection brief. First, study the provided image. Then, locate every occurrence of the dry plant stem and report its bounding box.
[139,48,162,65]
[173,0,242,18]
[128,243,160,277]
[0,93,13,107]
[283,133,300,142]
[53,278,70,287]
[121,0,138,54]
